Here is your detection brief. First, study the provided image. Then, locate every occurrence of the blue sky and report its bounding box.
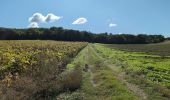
[0,0,170,36]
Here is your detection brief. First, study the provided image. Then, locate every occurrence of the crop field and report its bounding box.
[100,42,170,99]
[0,40,170,100]
[1,0,169,99]
[0,40,87,99]
[105,41,170,56]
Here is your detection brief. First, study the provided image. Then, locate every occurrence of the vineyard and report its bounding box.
[0,40,87,99]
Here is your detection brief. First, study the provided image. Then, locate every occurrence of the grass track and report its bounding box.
[58,44,138,100]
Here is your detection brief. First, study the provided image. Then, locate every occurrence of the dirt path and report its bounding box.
[89,67,97,87]
[91,44,148,100]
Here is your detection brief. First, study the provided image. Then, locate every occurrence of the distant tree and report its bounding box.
[166,37,170,40]
[0,27,165,44]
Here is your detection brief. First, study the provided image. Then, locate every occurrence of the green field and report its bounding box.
[105,41,170,56]
[0,40,170,100]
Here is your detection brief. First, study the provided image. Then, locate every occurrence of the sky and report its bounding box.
[0,0,170,36]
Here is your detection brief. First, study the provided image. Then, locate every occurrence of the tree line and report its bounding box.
[0,27,165,44]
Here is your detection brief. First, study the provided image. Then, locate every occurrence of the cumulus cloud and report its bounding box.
[29,13,46,23]
[28,13,62,28]
[72,17,87,25]
[45,13,62,22]
[28,22,39,28]
[109,23,117,27]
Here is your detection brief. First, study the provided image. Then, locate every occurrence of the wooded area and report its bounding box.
[0,27,165,44]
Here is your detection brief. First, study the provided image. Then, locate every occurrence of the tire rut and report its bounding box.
[85,45,97,87]
[107,64,147,100]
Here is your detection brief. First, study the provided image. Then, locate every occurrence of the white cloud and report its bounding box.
[29,13,46,23]
[72,17,87,25]
[109,23,117,27]
[45,13,62,22]
[118,32,123,34]
[28,13,62,28]
[28,22,39,28]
